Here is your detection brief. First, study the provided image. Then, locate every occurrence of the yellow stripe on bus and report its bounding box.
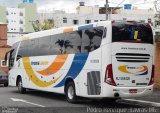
[22,57,62,87]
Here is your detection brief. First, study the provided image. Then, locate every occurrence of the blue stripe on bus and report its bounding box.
[130,31,134,39]
[78,24,93,31]
[138,70,148,75]
[54,53,89,87]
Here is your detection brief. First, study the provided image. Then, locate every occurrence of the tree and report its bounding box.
[155,14,160,27]
[32,19,54,32]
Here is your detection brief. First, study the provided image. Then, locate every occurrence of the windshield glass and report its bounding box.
[10,42,19,68]
[112,22,153,44]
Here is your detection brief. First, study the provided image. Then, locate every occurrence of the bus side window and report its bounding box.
[64,31,82,54]
[81,30,90,53]
[17,40,28,58]
[28,39,39,56]
[38,36,51,56]
[92,27,103,50]
[81,26,103,53]
[50,33,65,55]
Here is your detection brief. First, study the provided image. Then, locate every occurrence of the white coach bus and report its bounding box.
[5,21,154,103]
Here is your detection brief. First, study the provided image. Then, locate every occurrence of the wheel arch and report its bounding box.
[64,77,75,93]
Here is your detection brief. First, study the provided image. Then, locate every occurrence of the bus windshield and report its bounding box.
[112,22,153,44]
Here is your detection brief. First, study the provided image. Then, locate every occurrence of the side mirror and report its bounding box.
[1,60,8,67]
[16,55,22,61]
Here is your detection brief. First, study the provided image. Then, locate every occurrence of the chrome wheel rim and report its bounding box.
[18,81,22,92]
[68,86,74,99]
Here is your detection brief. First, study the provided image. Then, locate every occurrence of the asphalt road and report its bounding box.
[0,85,160,113]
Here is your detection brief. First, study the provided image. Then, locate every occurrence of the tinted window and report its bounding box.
[28,39,39,56]
[11,42,19,58]
[11,42,19,66]
[18,40,28,58]
[38,36,51,55]
[50,33,65,54]
[112,22,153,44]
[81,26,103,53]
[64,31,82,54]
[17,26,103,57]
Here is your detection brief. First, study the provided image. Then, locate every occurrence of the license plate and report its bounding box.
[129,89,137,93]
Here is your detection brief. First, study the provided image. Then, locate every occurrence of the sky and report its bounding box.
[0,0,156,13]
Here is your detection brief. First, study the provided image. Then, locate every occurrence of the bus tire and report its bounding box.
[17,77,26,94]
[4,83,8,87]
[65,82,77,103]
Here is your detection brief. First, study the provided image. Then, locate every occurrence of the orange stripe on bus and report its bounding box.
[37,54,68,76]
[63,28,73,32]
[138,66,148,73]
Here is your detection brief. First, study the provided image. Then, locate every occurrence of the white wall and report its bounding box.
[116,8,155,15]
[111,14,154,23]
[36,13,154,28]
[76,6,99,14]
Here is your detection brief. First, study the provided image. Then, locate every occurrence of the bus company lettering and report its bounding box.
[31,61,48,65]
[127,66,143,70]
[121,47,146,50]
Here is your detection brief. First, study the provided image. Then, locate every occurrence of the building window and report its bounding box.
[85,20,91,24]
[48,19,54,23]
[63,17,67,23]
[20,28,23,32]
[20,12,23,16]
[94,20,98,22]
[1,60,8,67]
[6,11,9,15]
[20,20,23,24]
[73,20,79,25]
[6,20,8,23]
[123,18,127,21]
[148,18,152,23]
[140,20,145,23]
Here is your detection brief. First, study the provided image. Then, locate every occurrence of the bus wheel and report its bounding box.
[17,78,26,94]
[4,83,8,87]
[65,82,77,103]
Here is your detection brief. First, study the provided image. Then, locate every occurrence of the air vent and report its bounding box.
[115,53,150,62]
